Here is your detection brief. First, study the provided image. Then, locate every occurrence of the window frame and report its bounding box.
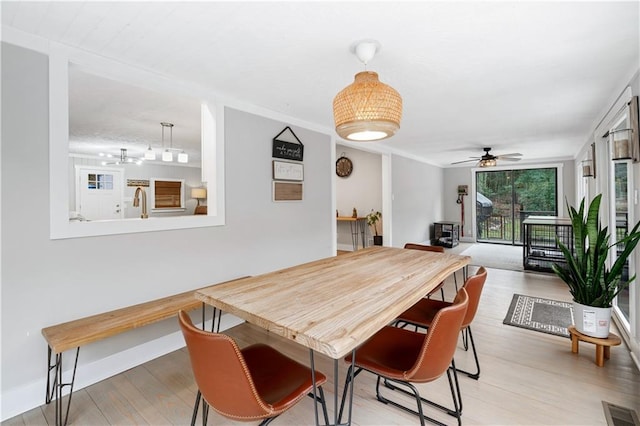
[49,43,225,239]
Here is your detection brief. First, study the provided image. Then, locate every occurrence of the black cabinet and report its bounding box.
[523,216,573,272]
[432,222,460,248]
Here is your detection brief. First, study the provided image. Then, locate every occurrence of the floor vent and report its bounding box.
[603,401,640,426]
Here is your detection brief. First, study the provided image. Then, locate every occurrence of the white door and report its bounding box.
[76,166,124,220]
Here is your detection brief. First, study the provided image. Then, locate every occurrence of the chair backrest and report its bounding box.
[461,267,487,328]
[178,310,273,421]
[406,288,468,382]
[404,243,445,253]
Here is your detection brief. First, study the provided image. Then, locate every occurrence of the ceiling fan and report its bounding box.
[451,147,522,167]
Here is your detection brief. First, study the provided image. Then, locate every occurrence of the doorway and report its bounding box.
[476,168,558,245]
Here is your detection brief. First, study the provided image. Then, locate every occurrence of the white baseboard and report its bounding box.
[0,314,244,422]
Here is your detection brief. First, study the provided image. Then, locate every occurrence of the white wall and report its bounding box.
[443,161,575,240]
[1,43,333,419]
[389,155,444,247]
[335,145,382,249]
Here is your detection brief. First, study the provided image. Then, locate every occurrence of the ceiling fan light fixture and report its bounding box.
[479,158,497,168]
[333,41,402,142]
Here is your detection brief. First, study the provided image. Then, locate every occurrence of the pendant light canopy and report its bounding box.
[333,40,402,142]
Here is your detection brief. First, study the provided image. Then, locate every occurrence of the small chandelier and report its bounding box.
[99,148,143,166]
[333,40,402,142]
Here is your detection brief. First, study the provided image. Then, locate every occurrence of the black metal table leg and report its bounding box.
[310,349,356,426]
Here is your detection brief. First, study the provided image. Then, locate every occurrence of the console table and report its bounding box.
[337,216,367,251]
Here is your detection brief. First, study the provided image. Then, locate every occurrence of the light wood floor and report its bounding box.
[4,267,640,425]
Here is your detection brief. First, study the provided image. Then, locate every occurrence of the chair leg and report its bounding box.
[318,386,330,426]
[455,326,480,380]
[190,390,201,426]
[338,365,364,423]
[449,359,463,414]
[307,386,330,426]
[445,366,463,425]
[259,416,277,426]
[377,374,461,426]
[201,401,209,426]
[461,328,469,351]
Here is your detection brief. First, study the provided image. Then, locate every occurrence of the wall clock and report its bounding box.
[336,156,353,177]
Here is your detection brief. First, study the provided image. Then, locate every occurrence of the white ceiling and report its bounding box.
[3,1,639,167]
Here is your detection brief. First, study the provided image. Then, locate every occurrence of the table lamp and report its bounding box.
[191,188,207,206]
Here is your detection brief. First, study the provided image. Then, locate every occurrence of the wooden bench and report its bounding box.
[42,277,248,426]
[568,325,622,367]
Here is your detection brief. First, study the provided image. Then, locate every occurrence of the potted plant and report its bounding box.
[551,194,640,338]
[366,210,383,246]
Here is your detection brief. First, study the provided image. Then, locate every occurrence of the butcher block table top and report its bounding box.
[196,246,470,359]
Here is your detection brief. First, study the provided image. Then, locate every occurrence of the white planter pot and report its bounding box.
[572,302,612,338]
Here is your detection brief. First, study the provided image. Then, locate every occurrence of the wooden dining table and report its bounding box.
[195,246,470,425]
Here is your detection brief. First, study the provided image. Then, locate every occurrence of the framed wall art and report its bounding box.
[272,160,304,181]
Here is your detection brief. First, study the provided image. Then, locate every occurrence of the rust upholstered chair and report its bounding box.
[403,243,450,300]
[178,310,329,426]
[395,267,487,380]
[339,289,469,426]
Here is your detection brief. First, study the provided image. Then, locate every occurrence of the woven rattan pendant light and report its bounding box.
[333,40,402,141]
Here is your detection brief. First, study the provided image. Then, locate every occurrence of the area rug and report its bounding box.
[460,244,523,271]
[503,294,573,338]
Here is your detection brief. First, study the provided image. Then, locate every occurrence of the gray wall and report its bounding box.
[1,43,333,417]
[443,160,575,239]
[390,155,444,247]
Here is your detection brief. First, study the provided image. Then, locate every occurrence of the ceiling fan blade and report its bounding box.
[496,153,522,158]
[499,157,522,161]
[451,158,480,165]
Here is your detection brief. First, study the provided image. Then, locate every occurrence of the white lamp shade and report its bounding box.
[144,149,156,160]
[162,150,173,162]
[191,188,207,199]
[178,152,188,163]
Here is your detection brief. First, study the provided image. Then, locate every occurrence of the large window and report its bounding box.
[476,168,558,245]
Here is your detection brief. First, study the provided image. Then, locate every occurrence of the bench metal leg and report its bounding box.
[46,346,80,426]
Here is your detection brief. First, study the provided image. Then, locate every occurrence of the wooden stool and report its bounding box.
[568,325,621,367]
